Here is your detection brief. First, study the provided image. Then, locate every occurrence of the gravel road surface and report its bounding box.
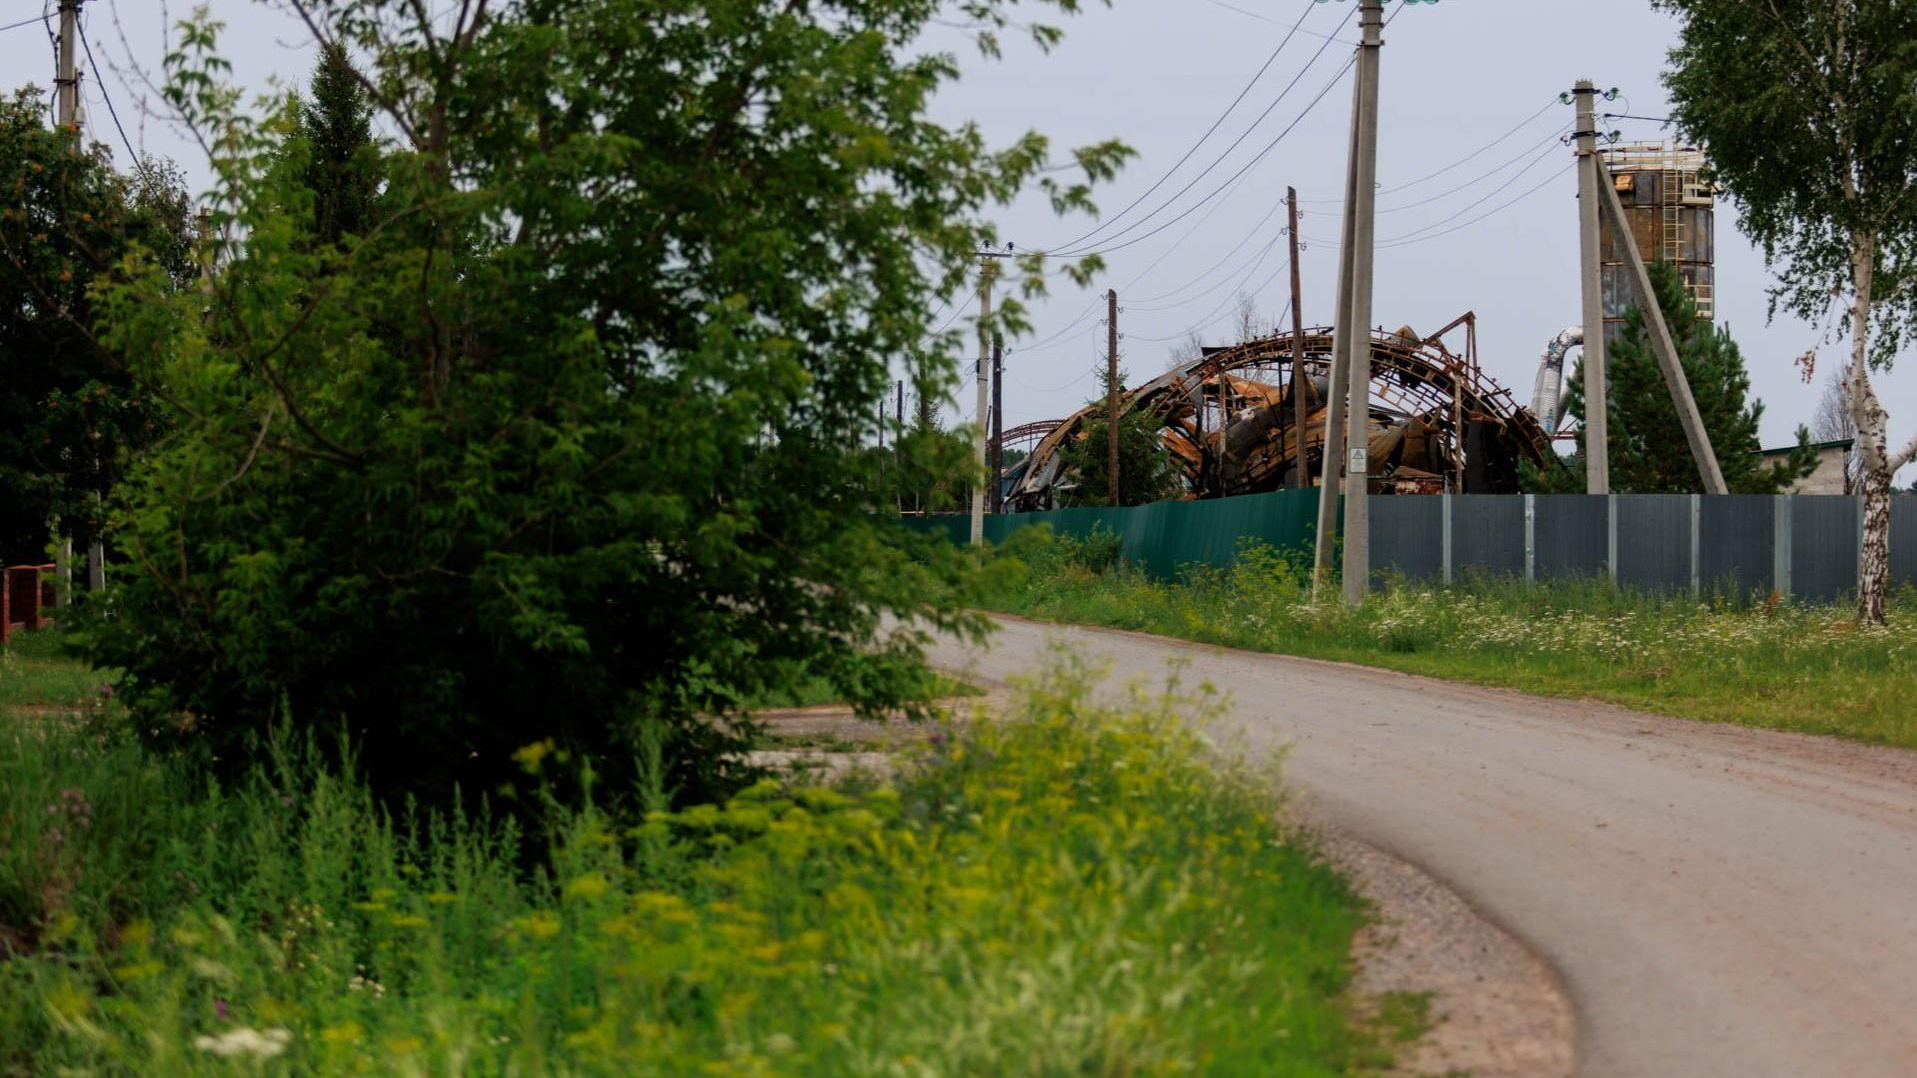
[929,615,1917,1078]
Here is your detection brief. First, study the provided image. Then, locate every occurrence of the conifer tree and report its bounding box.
[297,43,377,247]
[1529,261,1815,494]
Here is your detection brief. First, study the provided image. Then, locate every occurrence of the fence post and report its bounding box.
[1442,493,1453,586]
[1606,494,1619,584]
[1857,492,1867,598]
[1523,494,1536,584]
[1773,495,1792,599]
[1690,494,1702,597]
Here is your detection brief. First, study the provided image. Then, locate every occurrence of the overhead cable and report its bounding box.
[1043,0,1330,256]
[1299,94,1562,204]
[1049,13,1357,258]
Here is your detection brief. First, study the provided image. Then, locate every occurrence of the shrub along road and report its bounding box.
[929,614,1917,1078]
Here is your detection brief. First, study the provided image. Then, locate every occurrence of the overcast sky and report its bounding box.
[7,0,1912,481]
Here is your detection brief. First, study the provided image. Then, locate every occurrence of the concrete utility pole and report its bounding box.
[1573,80,1611,494]
[55,0,81,131]
[990,333,1004,514]
[1596,176,1728,494]
[969,253,1000,546]
[1312,35,1368,603]
[1338,0,1385,607]
[1287,186,1309,489]
[1107,288,1120,507]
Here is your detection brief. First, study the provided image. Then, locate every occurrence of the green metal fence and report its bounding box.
[901,488,1324,577]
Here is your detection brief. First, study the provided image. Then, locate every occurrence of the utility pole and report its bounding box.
[896,379,904,429]
[1596,174,1728,494]
[1339,0,1384,607]
[1312,35,1367,603]
[1573,79,1611,495]
[1286,186,1309,489]
[55,0,81,132]
[1107,288,1120,507]
[991,333,1005,514]
[970,252,1003,546]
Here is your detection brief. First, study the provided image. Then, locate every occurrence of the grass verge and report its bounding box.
[988,529,1917,750]
[0,641,1399,1076]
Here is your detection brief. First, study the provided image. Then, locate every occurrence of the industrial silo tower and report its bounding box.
[1598,142,1714,343]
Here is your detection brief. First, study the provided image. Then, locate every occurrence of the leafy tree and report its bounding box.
[1811,369,1863,495]
[1657,0,1917,622]
[1058,362,1181,507]
[83,2,1126,808]
[1526,261,1814,494]
[0,90,193,565]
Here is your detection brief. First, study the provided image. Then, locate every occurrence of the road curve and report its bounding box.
[928,615,1917,1078]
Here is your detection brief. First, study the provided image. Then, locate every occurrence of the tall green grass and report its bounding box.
[0,630,107,713]
[991,529,1917,748]
[0,648,1394,1076]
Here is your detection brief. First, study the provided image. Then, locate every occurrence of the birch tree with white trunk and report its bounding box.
[1659,0,1917,622]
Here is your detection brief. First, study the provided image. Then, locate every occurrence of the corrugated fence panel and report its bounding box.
[1533,495,1608,580]
[908,488,1320,579]
[1616,495,1691,592]
[1893,496,1917,588]
[1792,496,1860,602]
[1699,495,1775,597]
[1451,496,1525,580]
[1369,495,1442,582]
[904,492,1913,598]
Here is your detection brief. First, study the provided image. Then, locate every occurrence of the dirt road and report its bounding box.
[929,616,1917,1078]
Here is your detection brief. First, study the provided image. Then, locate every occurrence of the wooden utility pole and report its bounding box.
[1340,0,1384,608]
[970,253,1002,545]
[1107,288,1120,507]
[1574,79,1611,494]
[55,0,81,131]
[990,333,1004,514]
[1287,186,1309,489]
[1596,175,1727,494]
[1312,37,1367,603]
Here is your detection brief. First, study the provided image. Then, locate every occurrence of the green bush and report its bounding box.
[1,663,1382,1077]
[78,1,1130,808]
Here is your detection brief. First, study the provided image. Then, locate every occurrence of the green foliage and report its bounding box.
[294,43,380,249]
[1057,365,1182,507]
[0,91,194,563]
[80,2,1128,808]
[992,532,1917,748]
[1526,261,1815,494]
[0,665,1386,1076]
[1656,0,1917,352]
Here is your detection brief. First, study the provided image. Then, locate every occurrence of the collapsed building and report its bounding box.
[1001,314,1553,511]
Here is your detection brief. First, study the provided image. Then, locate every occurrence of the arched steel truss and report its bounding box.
[1006,316,1551,511]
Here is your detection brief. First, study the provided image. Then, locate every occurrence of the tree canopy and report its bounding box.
[79,1,1126,807]
[1656,0,1917,620]
[1058,362,1182,508]
[0,91,193,564]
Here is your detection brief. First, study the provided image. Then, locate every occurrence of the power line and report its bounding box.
[1299,94,1563,204]
[1199,0,1359,44]
[0,11,50,34]
[1374,142,1565,245]
[1313,141,1567,251]
[1370,125,1569,215]
[1042,0,1326,256]
[80,16,137,163]
[1128,197,1287,308]
[1060,53,1358,260]
[1376,160,1574,250]
[1050,6,1357,257]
